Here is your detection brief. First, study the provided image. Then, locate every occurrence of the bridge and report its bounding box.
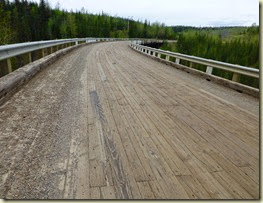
[0,39,259,199]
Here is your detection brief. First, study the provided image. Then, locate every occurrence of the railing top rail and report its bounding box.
[131,43,259,78]
[0,38,161,61]
[0,38,97,61]
[0,39,76,51]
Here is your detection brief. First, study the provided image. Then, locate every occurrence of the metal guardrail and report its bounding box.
[0,37,158,77]
[0,38,87,61]
[130,42,259,83]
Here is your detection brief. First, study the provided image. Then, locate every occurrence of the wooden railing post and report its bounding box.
[28,52,32,63]
[7,58,12,73]
[41,49,45,58]
[206,66,213,75]
[232,72,241,82]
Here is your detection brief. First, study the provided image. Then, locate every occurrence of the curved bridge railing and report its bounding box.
[130,42,259,86]
[0,38,134,77]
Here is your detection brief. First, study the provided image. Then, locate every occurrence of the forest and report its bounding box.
[0,0,176,45]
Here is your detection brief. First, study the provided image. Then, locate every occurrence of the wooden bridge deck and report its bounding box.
[0,41,259,199]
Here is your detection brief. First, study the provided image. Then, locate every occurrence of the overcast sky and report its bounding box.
[37,0,259,26]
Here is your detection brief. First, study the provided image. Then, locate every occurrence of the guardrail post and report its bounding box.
[232,72,241,82]
[189,62,193,68]
[75,41,78,45]
[206,66,213,75]
[157,53,161,58]
[166,55,170,61]
[175,58,180,64]
[41,49,45,57]
[28,52,32,63]
[7,58,12,73]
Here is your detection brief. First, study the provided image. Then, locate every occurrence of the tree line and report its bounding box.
[0,0,176,45]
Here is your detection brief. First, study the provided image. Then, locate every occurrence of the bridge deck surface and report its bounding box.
[0,42,259,199]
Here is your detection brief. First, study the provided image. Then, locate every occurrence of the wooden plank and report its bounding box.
[148,181,166,199]
[101,186,116,199]
[87,60,108,188]
[90,51,142,199]
[98,73,153,182]
[90,187,101,199]
[176,175,211,199]
[101,51,189,199]
[239,166,259,184]
[81,42,258,199]
[137,181,155,199]
[118,53,258,169]
[132,49,258,134]
[75,67,90,199]
[208,149,259,198]
[211,171,253,199]
[110,50,225,175]
[107,53,192,177]
[105,43,258,199]
[102,55,155,182]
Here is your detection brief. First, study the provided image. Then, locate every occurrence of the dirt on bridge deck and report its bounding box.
[0,41,259,199]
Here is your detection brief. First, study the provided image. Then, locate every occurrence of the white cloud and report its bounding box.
[41,0,259,26]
